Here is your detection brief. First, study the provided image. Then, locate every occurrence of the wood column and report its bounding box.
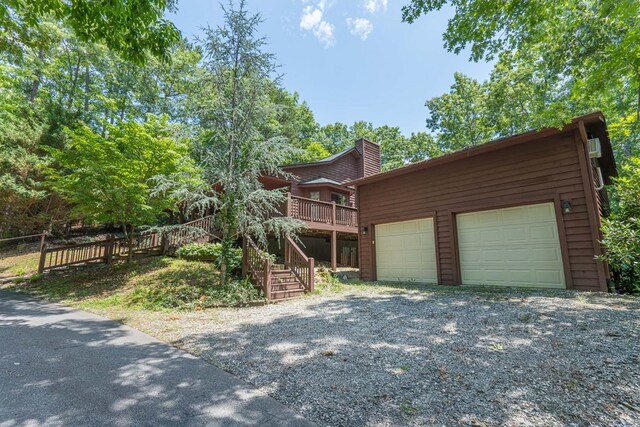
[331,230,337,272]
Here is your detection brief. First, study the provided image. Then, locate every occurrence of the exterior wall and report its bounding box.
[358,139,381,177]
[357,129,609,292]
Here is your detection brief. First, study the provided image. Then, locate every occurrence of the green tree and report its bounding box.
[425,73,493,151]
[47,115,192,259]
[1,0,181,63]
[161,1,302,284]
[600,158,640,294]
[402,0,640,156]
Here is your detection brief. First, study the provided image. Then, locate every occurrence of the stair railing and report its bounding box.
[244,236,272,300]
[284,235,315,293]
[164,215,217,247]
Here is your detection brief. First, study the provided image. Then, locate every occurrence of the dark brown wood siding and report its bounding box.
[361,139,381,177]
[357,129,608,292]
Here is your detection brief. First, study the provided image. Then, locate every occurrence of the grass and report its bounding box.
[4,257,263,311]
[0,245,41,277]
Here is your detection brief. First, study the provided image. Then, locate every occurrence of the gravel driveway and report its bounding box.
[133,284,640,426]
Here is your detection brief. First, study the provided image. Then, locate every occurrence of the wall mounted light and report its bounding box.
[361,226,368,235]
[561,200,573,214]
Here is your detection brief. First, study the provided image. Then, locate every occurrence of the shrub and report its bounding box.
[600,157,640,295]
[175,242,221,258]
[126,274,262,310]
[175,242,243,274]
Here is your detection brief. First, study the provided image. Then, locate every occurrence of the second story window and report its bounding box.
[309,191,320,201]
[331,192,347,206]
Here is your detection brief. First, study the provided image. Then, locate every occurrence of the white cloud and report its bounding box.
[300,7,322,30]
[363,0,388,14]
[346,17,373,40]
[314,20,336,47]
[299,1,335,48]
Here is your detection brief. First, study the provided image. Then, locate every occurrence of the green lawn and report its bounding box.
[0,246,41,277]
[4,257,263,311]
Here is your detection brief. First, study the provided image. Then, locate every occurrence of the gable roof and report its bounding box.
[350,112,617,187]
[282,138,376,169]
[300,177,343,186]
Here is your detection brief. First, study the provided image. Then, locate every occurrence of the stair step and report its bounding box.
[270,289,305,300]
[270,280,300,287]
[271,283,305,292]
[272,269,295,274]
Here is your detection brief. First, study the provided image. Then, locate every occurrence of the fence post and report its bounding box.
[264,259,272,301]
[308,257,315,293]
[39,231,47,252]
[105,234,114,264]
[286,192,292,216]
[161,235,170,255]
[38,244,47,274]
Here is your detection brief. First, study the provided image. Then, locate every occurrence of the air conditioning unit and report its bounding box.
[588,138,602,158]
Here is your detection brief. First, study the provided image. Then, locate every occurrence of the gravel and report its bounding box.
[140,285,640,427]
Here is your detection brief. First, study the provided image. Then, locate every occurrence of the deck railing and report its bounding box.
[286,194,358,229]
[243,236,272,300]
[284,235,314,293]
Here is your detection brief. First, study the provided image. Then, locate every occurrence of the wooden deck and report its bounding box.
[286,194,358,233]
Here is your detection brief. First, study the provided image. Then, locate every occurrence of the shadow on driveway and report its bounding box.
[0,290,314,427]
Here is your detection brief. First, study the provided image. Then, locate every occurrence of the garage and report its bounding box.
[456,203,565,289]
[375,218,437,282]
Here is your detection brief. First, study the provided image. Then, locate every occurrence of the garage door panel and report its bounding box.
[457,203,565,289]
[376,218,437,283]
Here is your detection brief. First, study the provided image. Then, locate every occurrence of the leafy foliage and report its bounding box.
[175,242,243,273]
[157,1,304,285]
[600,158,640,294]
[1,0,181,63]
[403,0,640,157]
[47,115,193,234]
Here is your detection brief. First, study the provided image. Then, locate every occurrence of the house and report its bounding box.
[351,112,617,292]
[261,138,381,270]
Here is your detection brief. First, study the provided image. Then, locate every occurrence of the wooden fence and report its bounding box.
[38,216,215,273]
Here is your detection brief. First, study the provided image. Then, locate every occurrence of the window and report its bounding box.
[331,192,347,205]
[309,191,320,200]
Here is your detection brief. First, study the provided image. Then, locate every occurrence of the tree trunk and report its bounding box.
[29,48,45,103]
[83,64,90,113]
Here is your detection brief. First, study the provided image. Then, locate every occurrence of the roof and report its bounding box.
[350,112,617,187]
[282,138,376,169]
[299,177,343,186]
[283,147,354,169]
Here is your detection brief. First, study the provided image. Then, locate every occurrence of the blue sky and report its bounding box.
[169,0,494,135]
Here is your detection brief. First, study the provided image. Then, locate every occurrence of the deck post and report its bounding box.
[38,244,47,274]
[331,230,337,272]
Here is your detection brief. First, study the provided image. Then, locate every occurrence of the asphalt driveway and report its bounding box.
[0,290,314,427]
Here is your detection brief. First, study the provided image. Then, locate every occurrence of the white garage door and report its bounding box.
[457,203,565,289]
[375,218,437,283]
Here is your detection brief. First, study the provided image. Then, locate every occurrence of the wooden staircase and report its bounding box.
[270,269,306,300]
[244,235,315,301]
